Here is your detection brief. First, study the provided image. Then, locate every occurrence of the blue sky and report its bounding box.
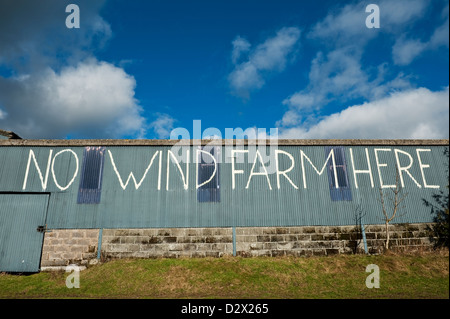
[0,0,448,139]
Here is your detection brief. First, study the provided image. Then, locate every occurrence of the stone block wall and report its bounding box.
[41,223,434,266]
[41,229,99,266]
[99,223,434,260]
[101,228,234,259]
[235,223,433,257]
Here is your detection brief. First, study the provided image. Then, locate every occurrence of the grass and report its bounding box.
[0,251,448,299]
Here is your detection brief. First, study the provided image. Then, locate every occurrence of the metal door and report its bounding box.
[0,194,49,272]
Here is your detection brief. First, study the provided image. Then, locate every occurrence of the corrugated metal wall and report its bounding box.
[0,143,448,229]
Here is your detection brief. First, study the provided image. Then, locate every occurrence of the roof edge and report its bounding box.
[0,138,448,147]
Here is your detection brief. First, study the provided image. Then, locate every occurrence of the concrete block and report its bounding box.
[186,228,202,236]
[190,236,206,243]
[86,230,100,238]
[168,244,183,251]
[288,227,303,234]
[119,236,135,244]
[250,243,263,250]
[272,250,286,257]
[311,234,324,241]
[277,242,293,250]
[76,239,91,246]
[183,243,197,251]
[326,248,340,255]
[263,242,277,250]
[125,244,140,252]
[139,244,156,252]
[163,236,177,243]
[70,246,86,253]
[154,245,167,252]
[148,236,162,244]
[215,228,233,236]
[237,235,256,243]
[205,236,217,243]
[177,236,191,243]
[262,228,277,235]
[202,228,214,236]
[196,243,212,251]
[270,235,284,242]
[276,227,289,234]
[170,228,186,237]
[114,229,130,236]
[297,234,311,241]
[315,226,329,234]
[142,229,158,236]
[256,235,271,242]
[71,231,84,238]
[157,229,171,236]
[303,227,316,233]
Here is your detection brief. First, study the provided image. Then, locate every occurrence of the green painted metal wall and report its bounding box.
[0,143,448,229]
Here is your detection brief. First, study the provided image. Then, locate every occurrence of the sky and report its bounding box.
[0,0,448,140]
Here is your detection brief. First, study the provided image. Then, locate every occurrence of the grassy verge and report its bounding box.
[0,251,448,299]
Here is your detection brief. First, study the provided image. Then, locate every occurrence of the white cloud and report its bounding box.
[282,47,410,112]
[392,37,427,66]
[275,110,302,128]
[0,0,111,71]
[292,0,432,115]
[276,0,448,138]
[0,0,156,139]
[431,3,449,48]
[392,4,449,66]
[149,113,176,139]
[307,0,432,70]
[309,0,426,45]
[279,87,449,139]
[430,18,449,48]
[231,36,251,64]
[0,59,146,138]
[380,0,427,26]
[308,2,369,43]
[228,62,264,96]
[228,27,301,99]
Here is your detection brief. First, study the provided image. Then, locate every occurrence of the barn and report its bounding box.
[0,132,448,272]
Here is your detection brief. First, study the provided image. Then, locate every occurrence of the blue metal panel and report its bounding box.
[77,146,106,204]
[325,146,353,201]
[198,146,220,202]
[0,194,49,272]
